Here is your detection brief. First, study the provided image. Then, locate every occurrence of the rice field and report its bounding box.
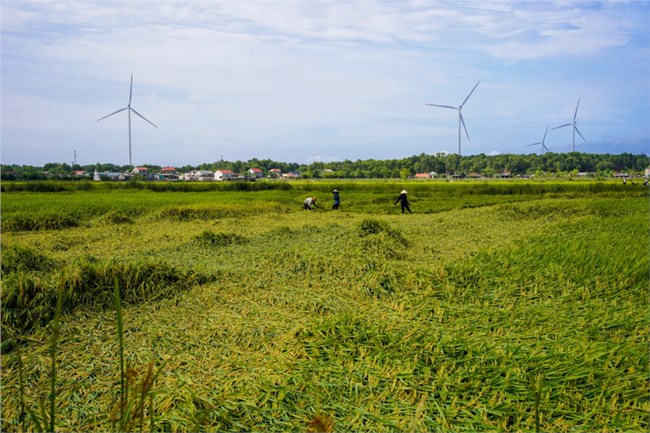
[1,180,648,432]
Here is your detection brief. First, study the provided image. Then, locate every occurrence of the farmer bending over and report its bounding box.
[304,196,318,210]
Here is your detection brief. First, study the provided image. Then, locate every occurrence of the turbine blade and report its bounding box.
[97,107,128,121]
[573,98,580,122]
[460,113,470,140]
[425,104,457,110]
[130,107,158,128]
[526,142,542,146]
[575,126,586,142]
[460,81,480,107]
[542,126,549,142]
[543,144,550,152]
[550,123,571,130]
[129,73,133,105]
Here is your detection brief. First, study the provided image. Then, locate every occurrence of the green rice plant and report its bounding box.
[0,244,57,274]
[48,284,64,433]
[356,218,410,259]
[3,211,81,231]
[114,278,126,426]
[102,211,134,225]
[109,278,169,433]
[494,200,590,221]
[2,181,68,193]
[158,202,288,221]
[534,374,545,433]
[109,279,162,433]
[14,351,27,431]
[110,363,161,433]
[1,258,213,347]
[358,218,409,246]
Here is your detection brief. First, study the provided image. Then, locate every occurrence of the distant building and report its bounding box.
[195,170,214,181]
[414,173,431,179]
[180,170,195,180]
[132,167,156,180]
[94,171,129,181]
[215,169,237,181]
[269,168,282,178]
[248,167,263,178]
[158,166,179,180]
[282,171,300,179]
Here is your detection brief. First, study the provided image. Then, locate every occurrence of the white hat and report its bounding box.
[332,189,338,193]
[401,190,407,194]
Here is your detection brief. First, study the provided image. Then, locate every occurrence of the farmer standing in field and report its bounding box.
[304,196,318,210]
[394,189,412,214]
[332,190,340,210]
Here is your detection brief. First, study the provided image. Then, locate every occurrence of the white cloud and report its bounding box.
[2,0,648,165]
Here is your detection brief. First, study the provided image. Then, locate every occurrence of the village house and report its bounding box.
[414,173,431,179]
[282,171,300,179]
[248,167,263,178]
[268,168,282,178]
[132,167,149,175]
[194,170,214,181]
[93,170,129,181]
[157,166,179,180]
[131,167,156,180]
[180,170,195,180]
[214,169,237,181]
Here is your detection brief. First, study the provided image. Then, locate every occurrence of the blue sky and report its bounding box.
[2,0,649,166]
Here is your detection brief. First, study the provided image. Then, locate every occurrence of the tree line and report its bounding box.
[1,152,648,181]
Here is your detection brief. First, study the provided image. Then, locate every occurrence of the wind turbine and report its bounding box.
[97,74,157,166]
[526,126,550,154]
[550,98,585,152]
[425,81,480,155]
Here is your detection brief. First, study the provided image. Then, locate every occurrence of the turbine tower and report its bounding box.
[526,126,550,154]
[426,81,480,155]
[98,74,157,166]
[550,99,585,152]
